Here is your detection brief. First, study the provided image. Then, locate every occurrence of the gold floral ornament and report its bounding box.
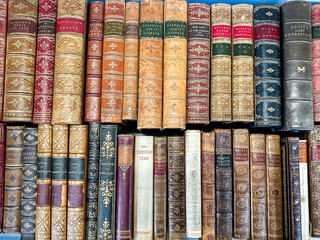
[100,180,115,207]
[98,219,113,239]
[101,131,115,158]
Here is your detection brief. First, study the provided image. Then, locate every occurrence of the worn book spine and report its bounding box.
[163,0,187,129]
[86,122,100,240]
[313,5,320,122]
[254,5,281,127]
[282,1,313,130]
[51,0,87,124]
[153,136,167,239]
[186,3,210,124]
[3,0,38,122]
[137,0,164,129]
[51,125,68,240]
[84,1,104,122]
[0,0,7,121]
[97,125,118,240]
[215,129,232,240]
[101,0,125,123]
[122,2,139,121]
[0,124,5,232]
[33,0,57,124]
[116,135,134,240]
[3,126,24,233]
[233,129,250,239]
[281,138,290,239]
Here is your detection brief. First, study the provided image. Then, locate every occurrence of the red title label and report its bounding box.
[56,18,85,34]
[212,25,231,38]
[233,26,253,39]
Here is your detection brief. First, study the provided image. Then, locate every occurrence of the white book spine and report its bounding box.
[300,162,309,240]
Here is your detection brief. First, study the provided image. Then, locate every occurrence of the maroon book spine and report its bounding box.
[0,0,7,121]
[0,124,5,232]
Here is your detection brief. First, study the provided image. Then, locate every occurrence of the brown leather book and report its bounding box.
[0,0,7,121]
[0,124,5,232]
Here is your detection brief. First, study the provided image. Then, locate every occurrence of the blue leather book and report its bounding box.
[0,233,21,240]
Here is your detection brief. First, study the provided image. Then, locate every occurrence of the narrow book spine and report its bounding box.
[0,124,5,232]
[0,0,7,121]
[281,138,290,239]
[313,5,320,122]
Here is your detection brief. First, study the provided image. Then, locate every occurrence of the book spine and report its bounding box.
[97,125,118,240]
[0,0,7,121]
[281,1,313,131]
[33,0,57,124]
[153,136,167,239]
[101,0,125,123]
[163,0,187,129]
[86,122,100,240]
[84,1,104,122]
[137,0,164,129]
[51,125,68,240]
[35,124,52,240]
[313,5,320,122]
[186,3,210,124]
[254,5,281,127]
[3,126,24,233]
[122,2,139,121]
[233,129,250,239]
[168,136,185,240]
[0,124,5,232]
[51,0,87,124]
[116,135,134,240]
[3,0,38,122]
[281,138,290,239]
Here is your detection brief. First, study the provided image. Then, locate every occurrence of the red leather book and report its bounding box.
[0,124,5,232]
[0,0,7,121]
[313,5,320,121]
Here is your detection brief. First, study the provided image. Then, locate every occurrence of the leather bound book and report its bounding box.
[101,0,125,123]
[163,0,188,129]
[233,129,250,239]
[154,136,167,239]
[281,138,290,239]
[254,5,281,127]
[84,1,104,122]
[0,0,7,121]
[116,135,134,240]
[51,125,68,240]
[186,3,210,124]
[232,4,254,122]
[97,125,118,240]
[33,0,57,124]
[51,0,87,124]
[3,0,38,122]
[313,5,320,122]
[3,126,24,234]
[266,135,283,240]
[0,124,5,232]
[137,0,164,129]
[282,1,313,131]
[122,2,139,121]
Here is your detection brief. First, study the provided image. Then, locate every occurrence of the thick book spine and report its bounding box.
[233,129,250,239]
[33,0,57,124]
[254,5,281,127]
[3,126,24,233]
[101,0,125,123]
[186,3,210,124]
[122,2,139,121]
[313,5,320,122]
[0,124,5,232]
[163,0,188,129]
[0,0,7,121]
[3,0,38,122]
[137,0,164,129]
[153,136,167,239]
[84,1,104,122]
[281,1,313,130]
[116,135,134,240]
[97,125,118,240]
[51,0,87,124]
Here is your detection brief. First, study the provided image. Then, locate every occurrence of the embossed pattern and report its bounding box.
[0,0,7,121]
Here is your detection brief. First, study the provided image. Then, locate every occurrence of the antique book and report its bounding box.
[153,136,167,239]
[266,135,283,240]
[116,135,134,240]
[232,4,254,122]
[186,3,210,124]
[215,129,232,240]
[97,125,118,240]
[281,1,313,130]
[86,122,100,240]
[163,0,188,129]
[0,124,5,232]
[201,131,215,240]
[33,0,57,124]
[0,0,7,121]
[281,138,290,239]
[168,136,185,240]
[51,0,87,124]
[51,125,68,240]
[133,135,154,240]
[35,124,52,240]
[84,1,104,122]
[3,0,38,122]
[122,2,139,121]
[233,129,250,239]
[254,5,281,127]
[211,4,232,122]
[313,5,320,122]
[101,0,125,123]
[3,126,24,234]
[137,0,164,129]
